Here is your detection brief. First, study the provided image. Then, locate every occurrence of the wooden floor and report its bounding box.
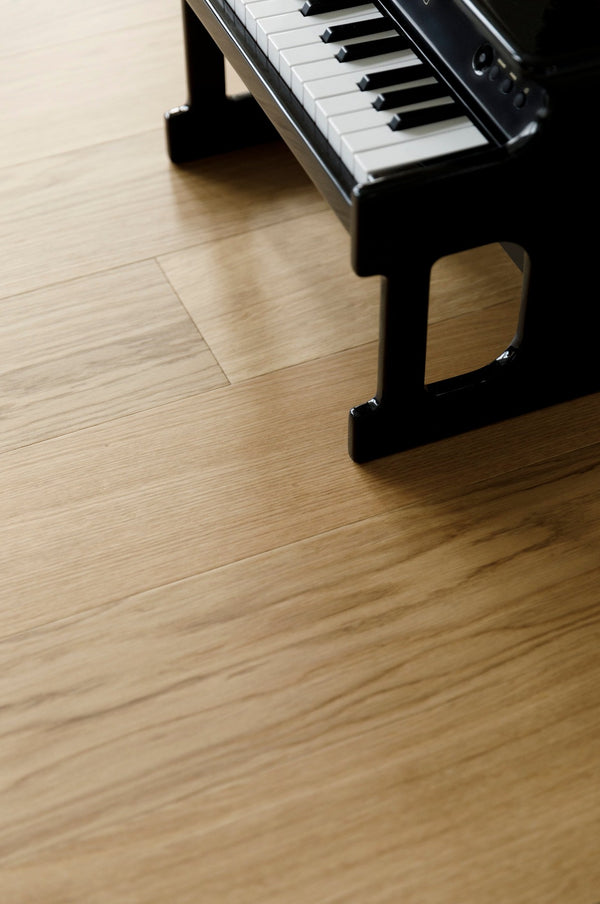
[2,2,600,901]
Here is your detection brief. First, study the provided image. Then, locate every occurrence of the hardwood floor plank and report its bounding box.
[1,331,599,636]
[426,243,523,380]
[1,0,175,55]
[429,243,523,321]
[0,260,227,453]
[1,445,599,901]
[0,133,324,300]
[0,16,186,167]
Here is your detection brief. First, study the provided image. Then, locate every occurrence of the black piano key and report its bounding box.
[335,34,409,62]
[388,100,464,130]
[301,0,365,16]
[373,82,447,110]
[321,17,388,43]
[357,63,429,91]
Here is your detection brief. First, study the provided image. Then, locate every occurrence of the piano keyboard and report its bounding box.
[225,0,489,181]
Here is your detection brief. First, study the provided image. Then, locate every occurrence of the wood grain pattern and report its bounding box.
[1,338,599,637]
[427,243,523,380]
[1,445,599,902]
[2,0,176,55]
[0,16,186,166]
[1,0,599,901]
[0,134,324,300]
[0,260,226,452]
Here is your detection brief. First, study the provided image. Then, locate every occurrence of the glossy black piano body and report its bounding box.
[166,0,600,461]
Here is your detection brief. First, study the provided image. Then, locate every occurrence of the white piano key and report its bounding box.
[264,20,330,57]
[244,0,304,38]
[259,14,321,56]
[315,88,378,132]
[340,114,470,169]
[351,123,488,181]
[235,0,292,20]
[278,30,396,85]
[243,0,300,15]
[312,60,422,130]
[327,92,447,153]
[302,53,414,116]
[291,50,412,101]
[257,5,378,55]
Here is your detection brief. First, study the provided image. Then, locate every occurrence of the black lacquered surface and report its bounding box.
[460,0,600,68]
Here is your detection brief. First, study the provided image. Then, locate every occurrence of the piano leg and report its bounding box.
[348,234,600,463]
[349,265,433,463]
[348,257,519,463]
[509,239,600,410]
[165,0,278,164]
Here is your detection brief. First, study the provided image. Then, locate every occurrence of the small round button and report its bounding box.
[513,90,527,109]
[500,77,514,93]
[473,43,494,73]
[488,64,500,81]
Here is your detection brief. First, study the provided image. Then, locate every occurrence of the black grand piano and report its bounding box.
[165,0,600,462]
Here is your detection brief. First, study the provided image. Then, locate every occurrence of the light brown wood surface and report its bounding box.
[1,2,599,902]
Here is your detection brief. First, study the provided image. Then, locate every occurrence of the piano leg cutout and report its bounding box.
[349,246,600,463]
[165,0,278,164]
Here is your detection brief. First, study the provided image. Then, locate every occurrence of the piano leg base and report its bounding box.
[348,395,481,464]
[164,95,279,165]
[348,356,600,464]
